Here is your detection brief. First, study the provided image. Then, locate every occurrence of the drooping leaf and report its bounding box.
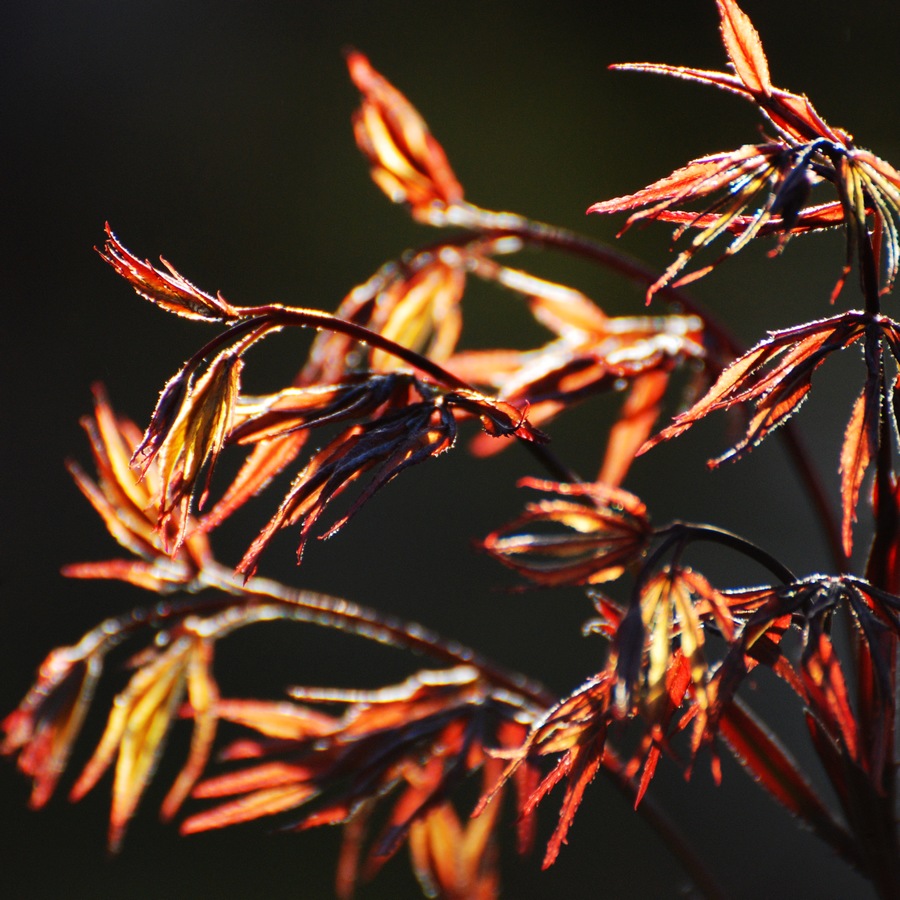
[839,369,879,557]
[408,778,502,900]
[234,381,543,577]
[460,301,705,470]
[63,386,210,589]
[184,667,534,899]
[160,638,220,821]
[539,734,605,869]
[236,398,458,576]
[651,200,847,239]
[229,374,413,445]
[478,672,614,869]
[614,567,715,722]
[599,369,670,487]
[1,635,110,809]
[845,148,900,296]
[369,259,465,372]
[199,431,310,533]
[481,479,651,588]
[801,631,860,765]
[135,350,244,550]
[70,632,219,851]
[718,698,852,855]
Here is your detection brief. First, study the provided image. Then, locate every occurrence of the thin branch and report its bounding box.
[647,521,797,588]
[196,560,556,710]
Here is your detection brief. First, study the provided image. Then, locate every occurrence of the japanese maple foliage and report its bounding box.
[5,1,900,897]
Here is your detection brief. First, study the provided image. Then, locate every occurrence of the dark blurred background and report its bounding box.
[3,1,898,897]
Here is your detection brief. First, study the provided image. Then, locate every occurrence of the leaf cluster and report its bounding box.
[5,2,900,897]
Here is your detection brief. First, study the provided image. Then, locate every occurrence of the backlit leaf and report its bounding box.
[839,372,878,557]
[69,632,218,851]
[718,698,851,853]
[481,479,651,587]
[347,51,463,220]
[1,636,110,809]
[136,350,243,550]
[100,225,239,322]
[641,313,868,462]
[802,631,860,763]
[717,0,770,96]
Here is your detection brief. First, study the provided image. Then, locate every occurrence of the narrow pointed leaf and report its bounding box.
[541,736,606,869]
[100,225,239,322]
[641,313,866,459]
[718,698,851,850]
[182,784,318,834]
[839,376,878,557]
[717,0,770,96]
[599,369,669,487]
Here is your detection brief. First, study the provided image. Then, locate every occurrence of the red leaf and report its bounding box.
[587,155,748,219]
[718,699,849,847]
[641,313,867,461]
[182,783,318,834]
[541,739,605,869]
[717,0,771,97]
[236,400,457,576]
[653,200,847,238]
[200,431,309,532]
[346,50,463,220]
[99,225,239,323]
[802,632,859,764]
[481,480,651,588]
[608,62,755,105]
[839,378,878,557]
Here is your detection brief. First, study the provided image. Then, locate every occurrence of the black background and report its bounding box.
[3,2,898,897]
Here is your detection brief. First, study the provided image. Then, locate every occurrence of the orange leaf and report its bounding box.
[598,369,669,486]
[213,699,337,741]
[1,638,109,810]
[347,50,463,220]
[182,783,318,834]
[370,260,465,372]
[541,737,605,869]
[200,431,309,533]
[70,638,193,850]
[481,480,651,588]
[160,637,220,820]
[141,351,244,550]
[588,150,765,220]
